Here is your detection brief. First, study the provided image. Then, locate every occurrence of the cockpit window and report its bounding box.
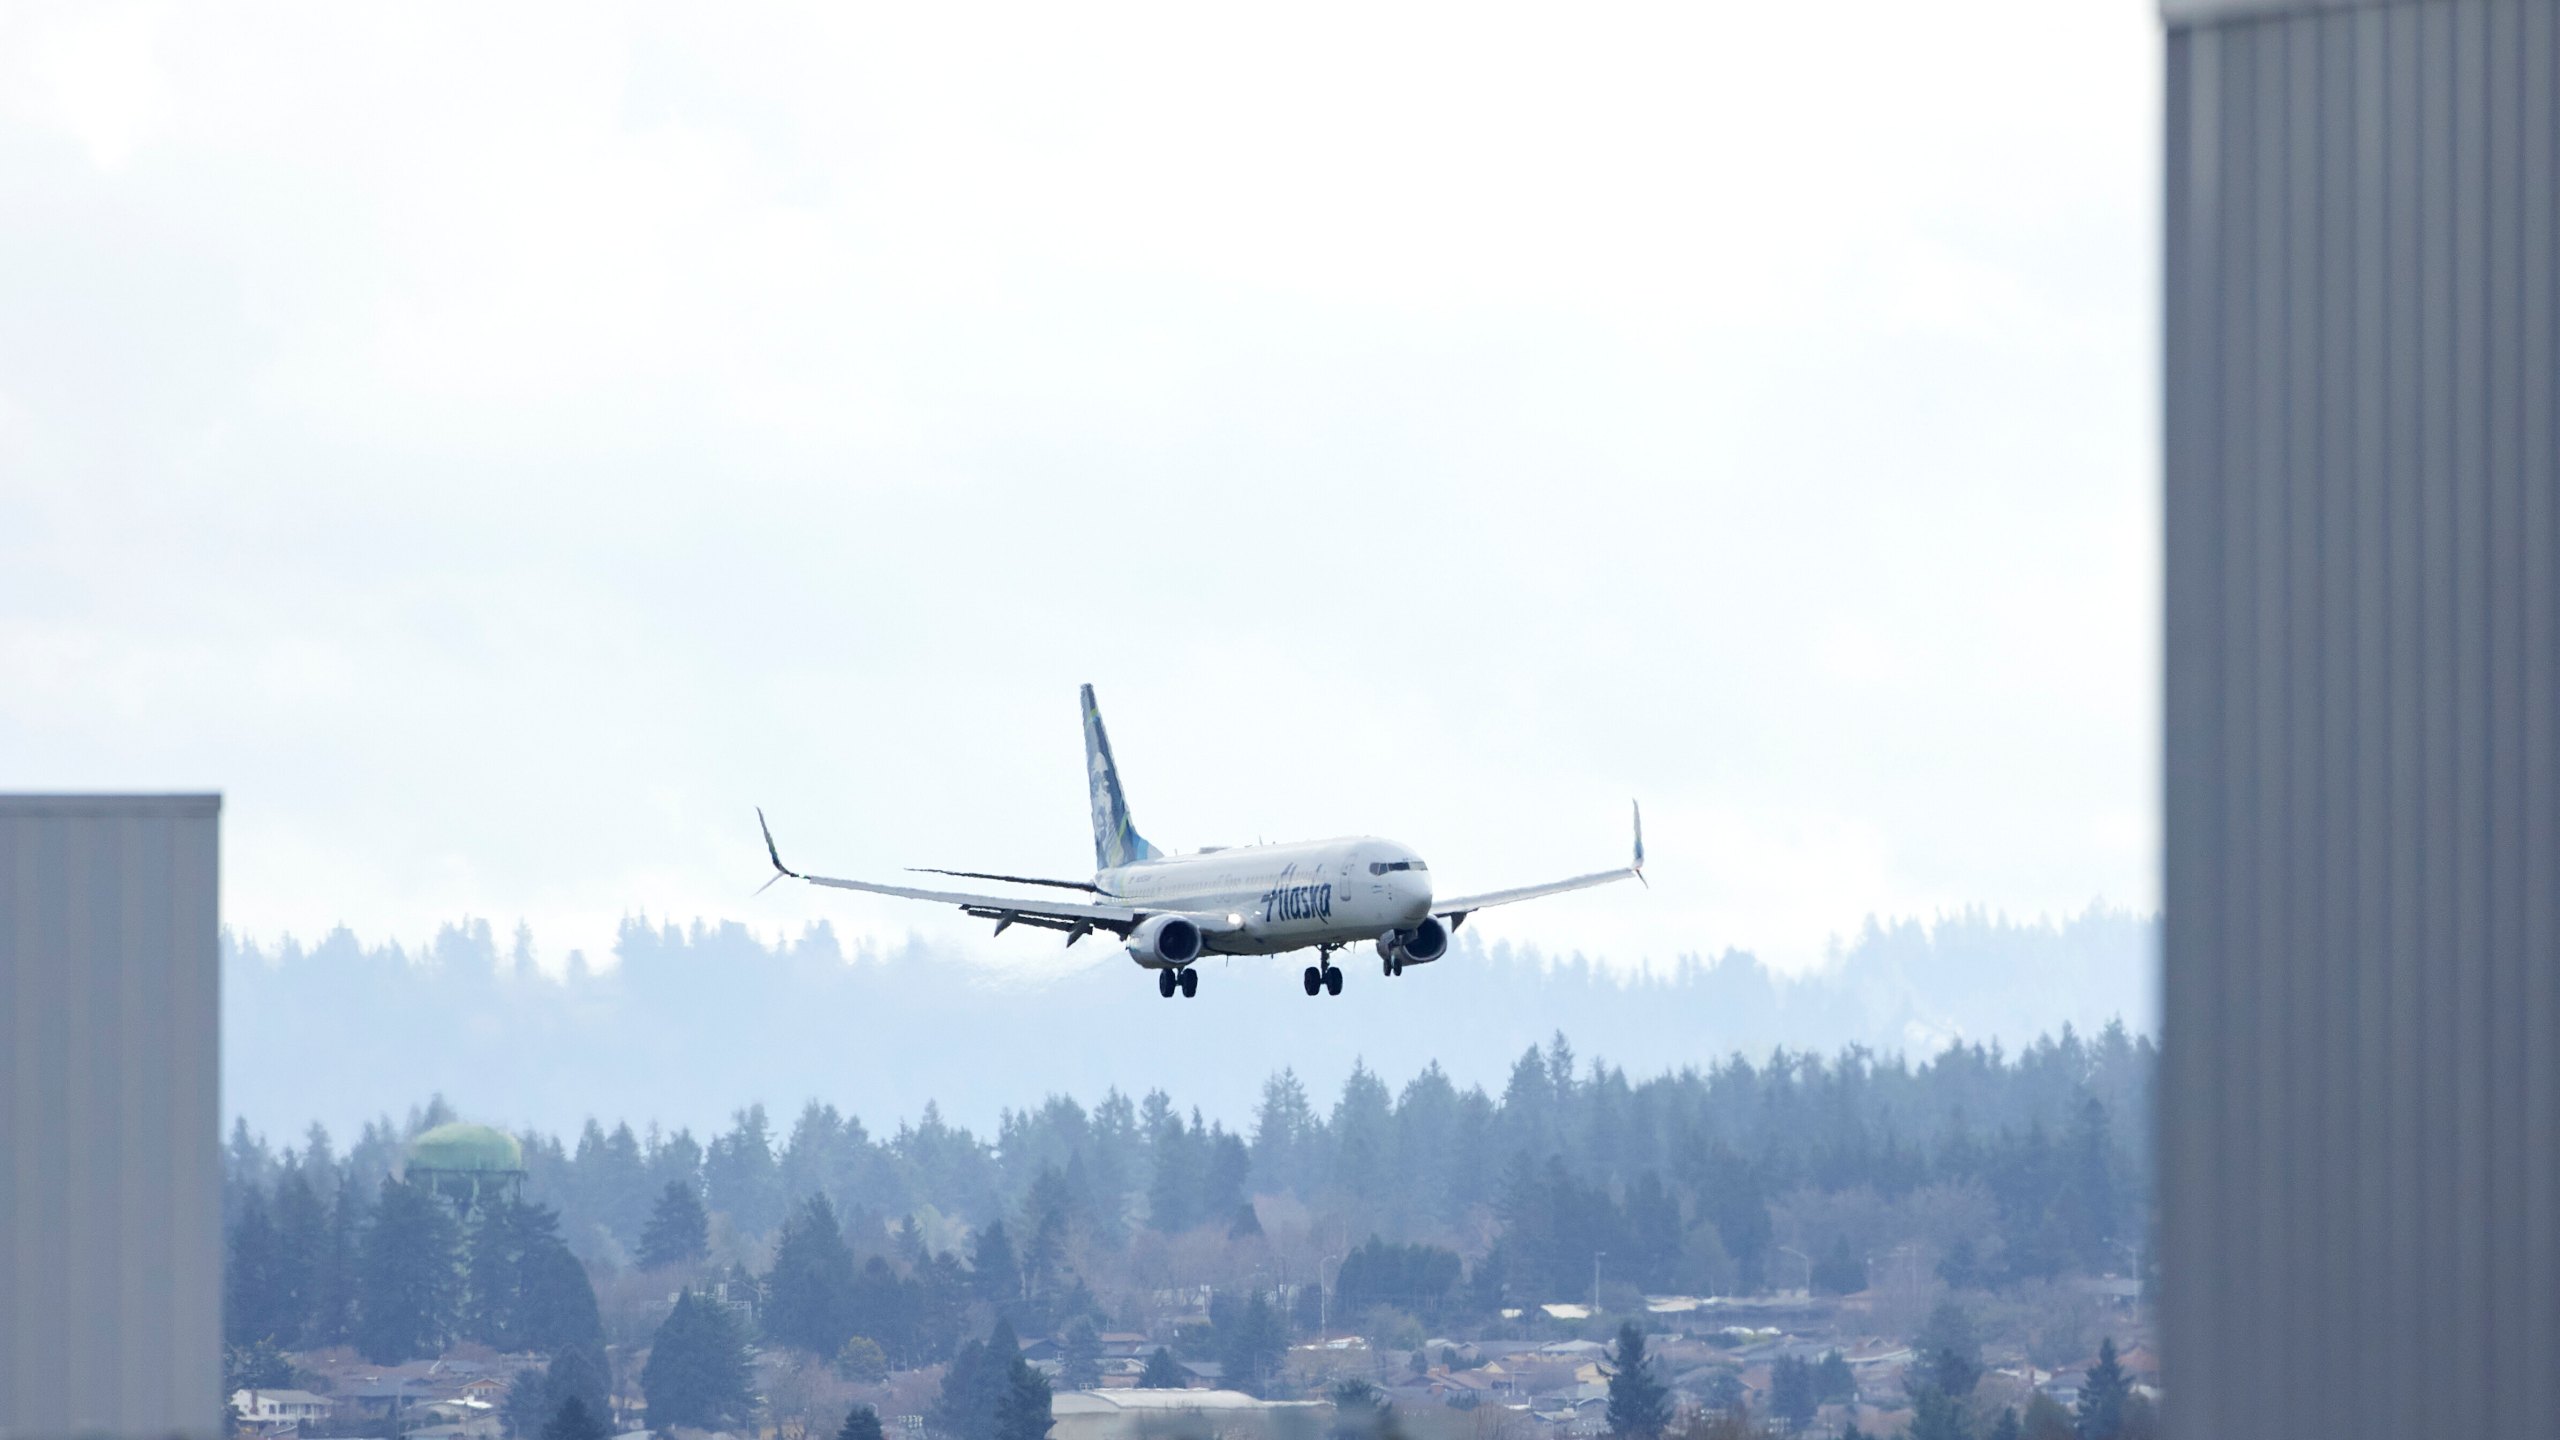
[1369,860,1427,874]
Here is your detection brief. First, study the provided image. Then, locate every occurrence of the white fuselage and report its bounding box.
[1099,836,1435,956]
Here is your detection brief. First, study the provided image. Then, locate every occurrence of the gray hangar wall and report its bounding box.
[2,795,223,1440]
[2161,0,2560,1436]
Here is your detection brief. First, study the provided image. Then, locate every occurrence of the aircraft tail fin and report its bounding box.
[1081,684,1161,871]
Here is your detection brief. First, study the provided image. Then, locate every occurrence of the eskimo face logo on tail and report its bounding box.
[1261,883,1332,923]
[1089,751,1118,854]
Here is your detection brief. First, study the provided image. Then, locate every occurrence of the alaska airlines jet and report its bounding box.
[755,685,1643,999]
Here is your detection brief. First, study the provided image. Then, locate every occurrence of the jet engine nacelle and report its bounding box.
[1127,914,1205,969]
[1375,917,1450,967]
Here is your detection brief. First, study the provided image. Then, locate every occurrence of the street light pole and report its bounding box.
[1778,1245,1812,1297]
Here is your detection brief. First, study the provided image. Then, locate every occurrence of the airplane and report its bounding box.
[755,684,1643,999]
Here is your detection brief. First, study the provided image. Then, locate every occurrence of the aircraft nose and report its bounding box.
[1398,870,1433,918]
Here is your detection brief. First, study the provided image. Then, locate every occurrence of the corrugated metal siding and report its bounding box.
[2162,3,2559,1437]
[1,795,222,1440]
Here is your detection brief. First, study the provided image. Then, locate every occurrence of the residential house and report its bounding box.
[232,1391,333,1429]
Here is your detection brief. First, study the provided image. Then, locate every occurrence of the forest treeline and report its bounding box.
[222,906,2158,1144]
[225,1020,2153,1382]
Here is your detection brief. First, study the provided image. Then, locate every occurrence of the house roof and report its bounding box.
[1054,1390,1318,1415]
[239,1391,332,1407]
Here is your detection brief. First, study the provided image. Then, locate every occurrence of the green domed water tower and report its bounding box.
[403,1122,526,1216]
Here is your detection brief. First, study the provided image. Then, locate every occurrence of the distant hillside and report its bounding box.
[221,905,2153,1141]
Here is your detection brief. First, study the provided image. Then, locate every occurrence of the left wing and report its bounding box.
[1433,800,1646,930]
[758,809,1147,943]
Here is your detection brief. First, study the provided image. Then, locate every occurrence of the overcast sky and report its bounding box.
[0,2,2160,979]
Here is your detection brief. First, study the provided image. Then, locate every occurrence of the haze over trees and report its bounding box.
[222,907,2157,1142]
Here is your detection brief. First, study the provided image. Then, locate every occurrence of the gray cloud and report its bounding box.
[0,3,2160,972]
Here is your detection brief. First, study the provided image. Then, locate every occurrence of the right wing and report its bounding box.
[758,809,1146,943]
[1432,800,1646,930]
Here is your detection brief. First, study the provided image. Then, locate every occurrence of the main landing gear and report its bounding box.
[1383,954,1406,978]
[1302,946,1345,997]
[1157,967,1198,999]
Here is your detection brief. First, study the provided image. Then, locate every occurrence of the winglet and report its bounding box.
[1631,800,1647,886]
[754,807,801,895]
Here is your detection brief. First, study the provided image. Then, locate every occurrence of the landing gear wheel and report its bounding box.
[1324,965,1343,997]
[1392,958,1405,977]
[1179,967,1199,998]
[1158,969,1177,998]
[1303,966,1322,996]
[1383,956,1393,978]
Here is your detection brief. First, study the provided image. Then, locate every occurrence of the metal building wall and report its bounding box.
[2161,1,2558,1436]
[2,795,223,1440]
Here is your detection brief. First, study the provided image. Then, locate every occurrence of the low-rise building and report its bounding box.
[231,1391,334,1429]
[1050,1389,1324,1440]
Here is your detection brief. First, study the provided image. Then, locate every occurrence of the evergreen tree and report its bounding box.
[2062,1098,2120,1268]
[1201,1131,1251,1225]
[637,1180,709,1270]
[876,1253,943,1363]
[464,1198,600,1357]
[641,1290,753,1431]
[2075,1338,2131,1440]
[1813,1350,1856,1404]
[520,1239,605,1357]
[308,1177,365,1348]
[704,1104,784,1239]
[1060,1317,1102,1390]
[970,1221,1023,1307]
[465,1197,536,1350]
[224,1185,289,1347]
[838,1407,887,1440]
[356,1176,462,1363]
[1990,1408,2023,1440]
[1329,1379,1398,1440]
[1937,1237,1993,1291]
[767,1194,860,1357]
[1145,1106,1204,1234]
[1908,1385,1970,1440]
[1602,1324,1671,1440]
[1918,1299,1985,1398]
[539,1396,611,1440]
[1216,1291,1287,1397]
[1020,1168,1071,1305]
[1139,1347,1186,1389]
[1767,1355,1816,1432]
[272,1164,329,1345]
[508,1346,611,1440]
[1810,1236,1866,1296]
[933,1323,1023,1440]
[994,1356,1053,1440]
